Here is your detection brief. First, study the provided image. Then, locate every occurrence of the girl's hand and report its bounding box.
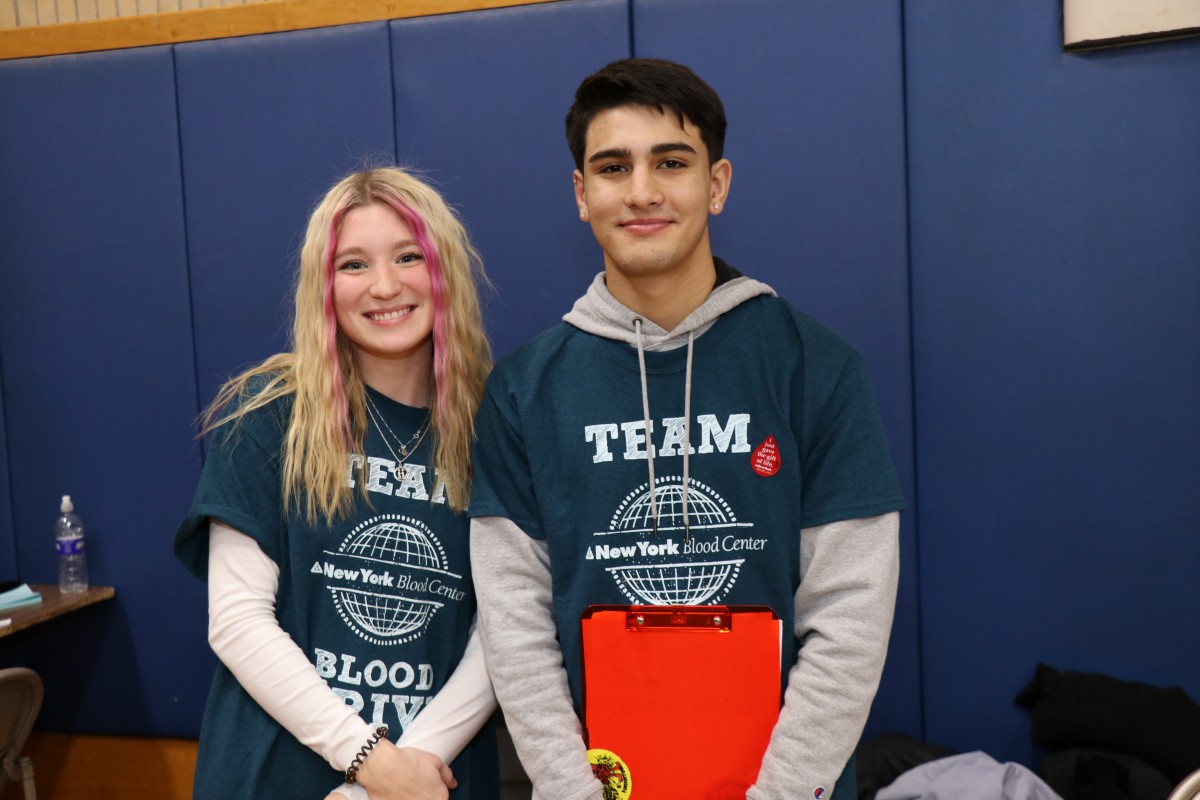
[354,742,457,800]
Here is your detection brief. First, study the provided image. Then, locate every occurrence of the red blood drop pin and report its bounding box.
[751,435,781,477]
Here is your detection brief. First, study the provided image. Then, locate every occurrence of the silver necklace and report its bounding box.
[366,394,430,481]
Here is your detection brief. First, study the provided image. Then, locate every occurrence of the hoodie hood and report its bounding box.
[562,259,776,351]
[561,259,776,539]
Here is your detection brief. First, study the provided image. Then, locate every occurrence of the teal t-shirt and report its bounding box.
[176,386,497,799]
[470,292,904,798]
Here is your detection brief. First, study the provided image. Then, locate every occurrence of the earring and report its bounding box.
[580,210,588,220]
[713,201,720,210]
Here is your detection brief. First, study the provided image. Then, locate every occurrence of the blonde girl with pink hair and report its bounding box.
[176,167,498,800]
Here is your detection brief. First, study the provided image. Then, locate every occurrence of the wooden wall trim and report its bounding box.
[0,0,557,61]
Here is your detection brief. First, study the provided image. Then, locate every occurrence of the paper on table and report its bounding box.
[0,583,43,610]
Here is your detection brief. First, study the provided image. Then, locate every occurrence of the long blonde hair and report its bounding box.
[202,167,491,520]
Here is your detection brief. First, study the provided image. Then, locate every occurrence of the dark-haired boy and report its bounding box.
[470,58,904,800]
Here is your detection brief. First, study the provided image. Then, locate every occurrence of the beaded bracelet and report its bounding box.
[344,725,390,784]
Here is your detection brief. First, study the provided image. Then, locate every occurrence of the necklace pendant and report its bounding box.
[393,463,408,481]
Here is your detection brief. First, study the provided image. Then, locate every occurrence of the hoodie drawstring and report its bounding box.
[682,330,693,540]
[633,318,658,538]
[633,318,694,542]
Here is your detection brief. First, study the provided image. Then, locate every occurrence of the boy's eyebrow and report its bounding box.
[587,146,632,164]
[586,142,698,164]
[651,142,697,156]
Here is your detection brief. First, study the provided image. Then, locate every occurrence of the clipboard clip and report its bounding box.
[625,605,732,632]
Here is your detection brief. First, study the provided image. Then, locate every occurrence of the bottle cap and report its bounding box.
[61,495,73,513]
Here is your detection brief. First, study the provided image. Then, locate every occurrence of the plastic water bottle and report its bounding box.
[54,495,88,593]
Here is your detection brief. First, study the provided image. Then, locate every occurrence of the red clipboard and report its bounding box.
[581,605,782,799]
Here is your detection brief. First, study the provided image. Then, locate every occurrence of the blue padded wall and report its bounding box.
[633,0,920,740]
[389,0,629,358]
[0,366,13,583]
[907,1,1200,763]
[0,46,202,734]
[3,0,1195,767]
[177,22,397,406]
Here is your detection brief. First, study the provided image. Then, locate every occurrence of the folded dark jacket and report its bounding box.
[1016,663,1200,784]
[1038,747,1173,800]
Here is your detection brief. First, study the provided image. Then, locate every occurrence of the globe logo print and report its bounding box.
[608,476,740,534]
[328,514,459,645]
[601,477,751,606]
[608,559,743,606]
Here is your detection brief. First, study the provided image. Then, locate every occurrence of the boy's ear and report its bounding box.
[709,158,732,215]
[574,170,589,221]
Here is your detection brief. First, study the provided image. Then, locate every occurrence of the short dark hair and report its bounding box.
[565,58,727,170]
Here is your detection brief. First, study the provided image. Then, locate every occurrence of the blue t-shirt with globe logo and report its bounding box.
[176,386,497,799]
[470,293,905,718]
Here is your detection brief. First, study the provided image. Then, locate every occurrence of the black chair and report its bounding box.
[0,667,43,800]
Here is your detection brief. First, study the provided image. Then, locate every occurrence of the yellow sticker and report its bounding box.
[587,748,632,800]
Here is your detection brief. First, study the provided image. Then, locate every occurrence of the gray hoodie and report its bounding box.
[470,268,900,800]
